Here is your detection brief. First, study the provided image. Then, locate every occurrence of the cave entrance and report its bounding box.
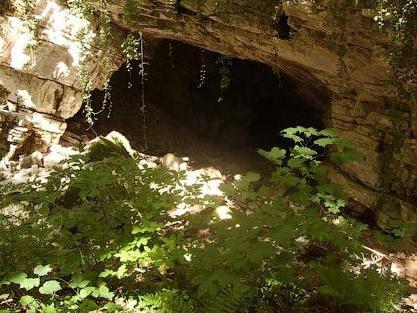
[66,40,330,173]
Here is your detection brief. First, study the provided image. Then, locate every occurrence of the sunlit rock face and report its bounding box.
[0,0,124,156]
[0,0,416,224]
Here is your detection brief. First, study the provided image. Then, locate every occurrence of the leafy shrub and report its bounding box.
[0,128,407,312]
[187,127,405,312]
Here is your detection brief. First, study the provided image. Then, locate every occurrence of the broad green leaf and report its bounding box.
[103,303,119,312]
[237,172,261,190]
[39,280,62,295]
[34,264,52,277]
[281,129,303,143]
[319,128,338,137]
[79,299,99,311]
[40,304,58,313]
[0,294,9,300]
[98,269,114,278]
[303,127,320,137]
[314,137,336,147]
[293,146,317,157]
[8,272,27,285]
[116,265,128,279]
[135,236,150,247]
[258,147,286,164]
[132,221,161,234]
[79,287,96,299]
[20,278,40,290]
[92,284,114,299]
[281,126,320,142]
[20,295,35,305]
[287,157,305,169]
[69,274,90,289]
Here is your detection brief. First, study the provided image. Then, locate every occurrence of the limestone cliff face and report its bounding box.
[0,0,125,155]
[0,0,416,225]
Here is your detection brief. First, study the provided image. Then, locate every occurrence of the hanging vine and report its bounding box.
[272,47,283,89]
[65,1,94,126]
[65,0,115,126]
[197,49,207,89]
[138,32,148,150]
[121,33,148,150]
[96,1,114,119]
[122,34,141,89]
[168,42,176,69]
[217,55,232,103]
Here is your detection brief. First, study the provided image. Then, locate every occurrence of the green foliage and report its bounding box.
[10,0,36,20]
[0,128,407,312]
[122,0,138,22]
[65,0,114,125]
[121,34,142,87]
[97,1,114,117]
[66,0,96,126]
[202,286,251,313]
[137,290,195,313]
[259,127,360,214]
[186,127,404,312]
[316,265,405,312]
[122,35,142,62]
[121,33,148,148]
[374,0,417,96]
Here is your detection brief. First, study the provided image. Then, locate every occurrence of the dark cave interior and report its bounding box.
[66,39,330,172]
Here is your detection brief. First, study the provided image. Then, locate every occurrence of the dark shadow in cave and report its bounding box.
[277,12,291,39]
[145,40,329,150]
[66,39,330,172]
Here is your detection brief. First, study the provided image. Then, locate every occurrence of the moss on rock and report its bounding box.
[83,131,134,162]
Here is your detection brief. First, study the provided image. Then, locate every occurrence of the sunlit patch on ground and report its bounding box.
[356,246,417,311]
[215,205,232,220]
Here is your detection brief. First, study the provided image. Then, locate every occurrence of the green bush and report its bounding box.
[0,128,407,312]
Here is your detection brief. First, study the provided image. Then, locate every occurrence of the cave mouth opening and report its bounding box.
[66,39,330,173]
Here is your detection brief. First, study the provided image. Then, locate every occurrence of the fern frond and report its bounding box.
[137,289,196,313]
[201,285,252,313]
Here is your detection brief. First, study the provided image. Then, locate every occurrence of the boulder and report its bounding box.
[43,144,77,168]
[83,131,133,162]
